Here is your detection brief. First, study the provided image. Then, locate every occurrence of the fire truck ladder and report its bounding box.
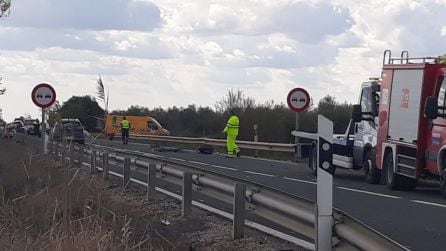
[383,50,444,66]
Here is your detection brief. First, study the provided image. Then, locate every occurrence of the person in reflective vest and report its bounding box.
[121,117,130,145]
[223,110,240,158]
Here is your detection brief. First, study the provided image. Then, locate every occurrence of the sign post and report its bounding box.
[31,83,56,154]
[287,88,310,160]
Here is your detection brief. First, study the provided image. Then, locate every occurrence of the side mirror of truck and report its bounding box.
[352,105,362,123]
[424,96,438,119]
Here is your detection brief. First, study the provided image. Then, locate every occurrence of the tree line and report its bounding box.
[48,89,353,143]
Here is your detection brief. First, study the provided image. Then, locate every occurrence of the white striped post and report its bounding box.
[316,115,334,251]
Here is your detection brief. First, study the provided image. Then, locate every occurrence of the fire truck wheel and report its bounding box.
[364,150,380,184]
[309,145,317,176]
[385,152,399,189]
[441,171,446,198]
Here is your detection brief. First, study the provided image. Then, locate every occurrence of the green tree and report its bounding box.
[59,96,104,132]
[317,95,352,134]
[0,76,5,95]
[215,89,255,113]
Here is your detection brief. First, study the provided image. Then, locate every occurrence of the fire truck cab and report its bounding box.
[354,50,446,195]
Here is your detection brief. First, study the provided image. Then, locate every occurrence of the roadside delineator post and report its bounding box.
[233,182,246,240]
[316,115,334,251]
[182,172,192,217]
[123,157,131,188]
[147,163,156,200]
[102,152,109,180]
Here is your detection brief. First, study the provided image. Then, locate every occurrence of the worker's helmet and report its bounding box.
[123,116,126,120]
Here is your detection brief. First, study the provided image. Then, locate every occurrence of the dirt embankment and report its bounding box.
[0,138,305,250]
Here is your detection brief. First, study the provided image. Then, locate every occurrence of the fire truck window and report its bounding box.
[438,78,446,115]
[361,88,371,112]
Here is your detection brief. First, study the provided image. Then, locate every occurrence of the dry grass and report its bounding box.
[0,138,183,251]
[0,137,303,251]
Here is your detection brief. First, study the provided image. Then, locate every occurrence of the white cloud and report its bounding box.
[1,0,446,123]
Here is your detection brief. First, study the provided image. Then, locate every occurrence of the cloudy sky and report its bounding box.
[1,0,446,122]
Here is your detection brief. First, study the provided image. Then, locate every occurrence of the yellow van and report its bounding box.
[105,115,170,139]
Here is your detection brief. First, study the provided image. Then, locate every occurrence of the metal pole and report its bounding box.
[253,124,259,157]
[42,108,48,154]
[123,157,131,188]
[316,115,334,251]
[90,150,97,174]
[233,182,246,240]
[102,152,109,180]
[295,112,301,161]
[147,163,156,199]
[182,172,192,217]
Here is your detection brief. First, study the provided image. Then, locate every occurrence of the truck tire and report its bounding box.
[309,145,317,176]
[364,150,380,184]
[385,152,400,189]
[441,173,446,198]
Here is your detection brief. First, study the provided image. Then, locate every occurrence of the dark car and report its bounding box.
[52,118,85,144]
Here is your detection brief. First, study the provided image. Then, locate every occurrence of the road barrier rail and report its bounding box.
[17,135,407,251]
[116,134,299,153]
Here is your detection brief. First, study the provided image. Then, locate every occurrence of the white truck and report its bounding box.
[292,79,381,183]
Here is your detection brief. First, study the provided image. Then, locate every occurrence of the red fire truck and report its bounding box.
[353,50,446,195]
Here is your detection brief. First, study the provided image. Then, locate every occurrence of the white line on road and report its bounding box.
[210,165,238,171]
[337,187,401,199]
[188,160,209,165]
[411,200,446,208]
[170,157,187,162]
[244,171,275,177]
[283,177,316,185]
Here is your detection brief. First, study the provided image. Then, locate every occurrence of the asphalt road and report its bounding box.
[92,139,446,251]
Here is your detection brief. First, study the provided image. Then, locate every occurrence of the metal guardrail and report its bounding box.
[18,136,408,251]
[117,134,298,153]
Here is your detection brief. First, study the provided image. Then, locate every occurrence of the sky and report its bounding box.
[1,0,446,122]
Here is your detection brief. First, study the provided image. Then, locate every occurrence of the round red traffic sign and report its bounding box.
[287,87,310,112]
[31,83,56,108]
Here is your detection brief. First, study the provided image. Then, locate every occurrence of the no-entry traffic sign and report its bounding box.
[31,83,56,108]
[287,87,310,112]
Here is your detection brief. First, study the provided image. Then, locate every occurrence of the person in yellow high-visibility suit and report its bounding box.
[223,110,241,158]
[121,117,131,145]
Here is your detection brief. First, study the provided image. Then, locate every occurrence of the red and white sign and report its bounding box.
[31,83,56,108]
[287,87,310,112]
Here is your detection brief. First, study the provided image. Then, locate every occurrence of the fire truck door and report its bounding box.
[427,77,446,175]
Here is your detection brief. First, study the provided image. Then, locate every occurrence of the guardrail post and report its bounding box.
[182,172,192,217]
[123,157,131,188]
[253,124,259,157]
[102,152,109,180]
[147,163,156,200]
[69,144,74,167]
[90,150,97,174]
[233,182,246,240]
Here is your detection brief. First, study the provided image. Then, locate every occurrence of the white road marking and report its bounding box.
[283,177,317,185]
[412,200,446,208]
[210,165,238,171]
[188,160,209,165]
[337,187,401,199]
[170,157,187,162]
[244,171,275,177]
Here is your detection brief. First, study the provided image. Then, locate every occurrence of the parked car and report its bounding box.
[23,119,40,136]
[52,118,85,144]
[4,121,25,138]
